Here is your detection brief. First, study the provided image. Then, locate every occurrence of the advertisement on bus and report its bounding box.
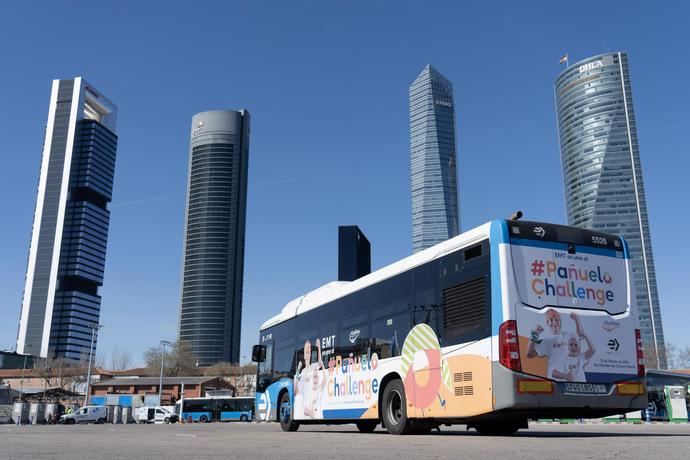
[511,243,638,383]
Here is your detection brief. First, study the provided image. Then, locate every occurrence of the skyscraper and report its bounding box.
[409,65,460,254]
[17,77,118,360]
[338,225,371,282]
[555,52,666,368]
[178,110,250,365]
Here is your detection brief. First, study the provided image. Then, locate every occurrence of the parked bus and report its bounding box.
[176,396,254,422]
[252,219,647,435]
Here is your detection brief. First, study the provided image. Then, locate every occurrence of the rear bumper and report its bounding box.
[492,362,647,418]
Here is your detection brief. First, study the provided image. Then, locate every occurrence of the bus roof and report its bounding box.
[260,221,494,331]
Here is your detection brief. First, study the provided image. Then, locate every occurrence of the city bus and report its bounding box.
[252,219,647,435]
[176,396,254,423]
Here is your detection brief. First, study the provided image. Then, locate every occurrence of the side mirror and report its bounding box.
[252,345,266,363]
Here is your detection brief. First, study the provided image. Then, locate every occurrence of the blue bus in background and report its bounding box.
[176,396,254,423]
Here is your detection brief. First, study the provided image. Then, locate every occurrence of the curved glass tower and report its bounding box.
[410,65,460,254]
[178,110,250,365]
[555,52,666,368]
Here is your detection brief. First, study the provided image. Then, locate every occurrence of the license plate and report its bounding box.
[562,383,608,394]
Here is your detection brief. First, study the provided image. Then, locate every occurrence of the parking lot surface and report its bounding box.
[1,422,689,459]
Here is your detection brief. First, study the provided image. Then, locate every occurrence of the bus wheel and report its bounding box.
[199,415,208,423]
[279,392,299,432]
[240,415,248,422]
[355,420,378,433]
[382,379,411,435]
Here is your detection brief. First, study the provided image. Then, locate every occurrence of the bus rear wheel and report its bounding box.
[279,392,299,432]
[381,379,411,435]
[355,420,378,433]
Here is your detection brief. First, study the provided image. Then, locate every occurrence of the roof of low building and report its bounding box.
[92,376,219,387]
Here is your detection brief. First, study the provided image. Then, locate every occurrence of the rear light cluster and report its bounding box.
[635,329,645,376]
[499,320,521,372]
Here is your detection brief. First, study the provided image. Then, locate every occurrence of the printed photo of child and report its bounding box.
[551,313,596,382]
[294,338,326,419]
[526,308,569,378]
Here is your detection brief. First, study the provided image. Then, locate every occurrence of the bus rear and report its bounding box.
[494,220,647,418]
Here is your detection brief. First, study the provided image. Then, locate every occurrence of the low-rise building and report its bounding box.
[90,376,232,406]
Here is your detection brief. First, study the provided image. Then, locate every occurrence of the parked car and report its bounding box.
[137,406,178,424]
[60,406,108,425]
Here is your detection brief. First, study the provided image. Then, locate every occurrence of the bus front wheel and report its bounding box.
[279,392,299,432]
[381,379,411,435]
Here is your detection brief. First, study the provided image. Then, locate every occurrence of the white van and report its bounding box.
[137,406,178,424]
[60,406,108,425]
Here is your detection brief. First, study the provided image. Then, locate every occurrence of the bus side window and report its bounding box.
[339,312,369,357]
[413,262,441,338]
[274,338,296,380]
[371,300,410,359]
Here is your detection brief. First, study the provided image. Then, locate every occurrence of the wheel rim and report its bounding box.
[387,389,403,425]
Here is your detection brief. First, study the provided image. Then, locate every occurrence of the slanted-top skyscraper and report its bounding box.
[178,110,250,366]
[409,65,460,254]
[17,77,117,359]
[555,52,666,368]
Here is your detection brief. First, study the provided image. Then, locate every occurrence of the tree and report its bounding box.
[662,343,690,370]
[109,347,133,371]
[143,341,198,377]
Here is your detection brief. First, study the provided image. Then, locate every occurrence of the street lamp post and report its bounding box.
[158,340,171,405]
[84,324,104,407]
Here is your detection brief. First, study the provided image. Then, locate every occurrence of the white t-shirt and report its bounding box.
[296,363,321,418]
[552,352,586,382]
[533,332,568,378]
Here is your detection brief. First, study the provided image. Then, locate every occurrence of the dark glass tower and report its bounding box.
[555,52,666,368]
[338,226,371,282]
[178,110,250,365]
[409,65,460,254]
[17,78,117,359]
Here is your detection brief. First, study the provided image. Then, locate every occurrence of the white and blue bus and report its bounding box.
[176,396,254,423]
[252,219,647,435]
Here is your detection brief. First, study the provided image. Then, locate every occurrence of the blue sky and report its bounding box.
[1,1,688,366]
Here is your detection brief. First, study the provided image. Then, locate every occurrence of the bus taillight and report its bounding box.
[499,320,522,372]
[635,329,645,376]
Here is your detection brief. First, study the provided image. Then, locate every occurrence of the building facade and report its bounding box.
[555,52,666,368]
[338,225,371,282]
[17,78,117,360]
[409,65,460,254]
[178,110,250,365]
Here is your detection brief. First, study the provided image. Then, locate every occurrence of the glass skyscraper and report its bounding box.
[555,52,666,368]
[178,110,250,365]
[17,77,118,360]
[409,65,460,254]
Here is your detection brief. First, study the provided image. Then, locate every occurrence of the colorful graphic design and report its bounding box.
[518,306,637,383]
[400,324,452,409]
[512,244,627,312]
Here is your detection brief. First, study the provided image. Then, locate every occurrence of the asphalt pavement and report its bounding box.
[1,422,689,459]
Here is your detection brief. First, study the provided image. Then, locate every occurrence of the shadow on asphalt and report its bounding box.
[299,429,690,438]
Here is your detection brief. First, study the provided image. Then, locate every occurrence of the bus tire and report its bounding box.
[355,420,378,433]
[381,379,412,435]
[164,417,170,424]
[199,415,208,423]
[279,392,299,432]
[240,415,248,422]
